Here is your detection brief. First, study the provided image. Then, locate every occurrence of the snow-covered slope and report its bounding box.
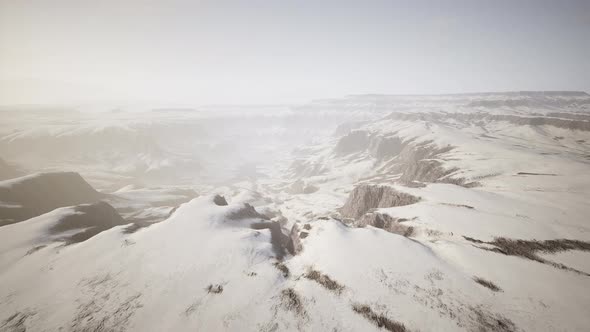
[1,92,590,331]
[0,201,127,271]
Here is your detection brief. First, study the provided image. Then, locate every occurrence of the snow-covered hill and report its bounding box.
[1,92,590,331]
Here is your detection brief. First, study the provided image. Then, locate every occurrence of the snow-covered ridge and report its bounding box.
[300,91,590,114]
[0,201,126,271]
[0,172,104,226]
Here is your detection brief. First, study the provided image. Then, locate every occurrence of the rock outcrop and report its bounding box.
[340,185,420,220]
[356,212,414,237]
[227,203,269,220]
[333,131,471,185]
[226,201,302,259]
[213,194,228,206]
[286,223,302,255]
[251,221,301,260]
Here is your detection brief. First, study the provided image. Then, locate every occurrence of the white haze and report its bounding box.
[1,0,590,106]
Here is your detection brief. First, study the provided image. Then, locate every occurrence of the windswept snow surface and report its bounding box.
[1,92,590,331]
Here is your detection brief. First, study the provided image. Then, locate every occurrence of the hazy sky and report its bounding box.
[1,0,589,105]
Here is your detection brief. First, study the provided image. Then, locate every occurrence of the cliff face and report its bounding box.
[355,212,414,237]
[0,172,104,226]
[334,130,405,160]
[340,184,420,220]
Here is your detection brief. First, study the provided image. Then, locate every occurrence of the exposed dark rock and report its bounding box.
[356,212,414,237]
[340,185,420,220]
[228,202,302,259]
[251,221,288,259]
[286,223,302,255]
[227,203,269,220]
[213,194,228,206]
[0,172,105,226]
[251,220,301,259]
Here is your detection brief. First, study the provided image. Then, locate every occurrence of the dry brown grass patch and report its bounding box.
[206,284,223,294]
[352,303,407,332]
[280,288,306,317]
[474,277,502,292]
[304,268,345,294]
[472,306,517,332]
[464,236,590,276]
[273,262,290,278]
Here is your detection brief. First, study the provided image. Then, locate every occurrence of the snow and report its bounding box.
[0,197,283,331]
[1,92,590,331]
[0,207,84,271]
[540,250,590,275]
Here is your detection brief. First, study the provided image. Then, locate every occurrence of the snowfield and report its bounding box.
[1,91,590,331]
